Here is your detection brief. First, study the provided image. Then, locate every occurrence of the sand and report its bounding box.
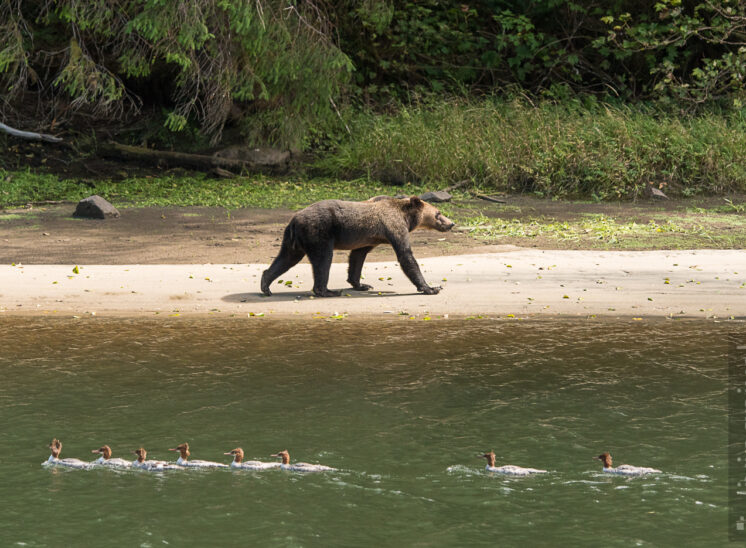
[1,246,744,319]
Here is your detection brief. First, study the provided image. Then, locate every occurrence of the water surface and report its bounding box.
[0,319,737,546]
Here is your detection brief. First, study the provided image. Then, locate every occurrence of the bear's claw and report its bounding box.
[420,285,441,295]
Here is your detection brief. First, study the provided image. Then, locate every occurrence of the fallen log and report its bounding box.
[99,141,258,172]
[0,121,63,143]
[471,192,507,203]
[443,179,471,192]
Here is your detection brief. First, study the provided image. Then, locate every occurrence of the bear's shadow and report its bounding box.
[223,290,420,304]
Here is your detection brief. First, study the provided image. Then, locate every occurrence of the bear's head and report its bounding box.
[405,196,455,232]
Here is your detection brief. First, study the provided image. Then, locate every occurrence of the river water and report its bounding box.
[0,318,739,546]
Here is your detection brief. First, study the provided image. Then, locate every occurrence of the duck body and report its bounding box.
[271,450,335,473]
[280,462,335,473]
[231,460,281,470]
[595,452,661,476]
[43,454,91,470]
[485,464,548,476]
[225,448,281,470]
[93,456,132,468]
[42,439,90,469]
[175,456,228,469]
[91,446,131,468]
[480,451,546,476]
[132,447,180,471]
[602,464,661,476]
[132,459,181,471]
[171,443,228,468]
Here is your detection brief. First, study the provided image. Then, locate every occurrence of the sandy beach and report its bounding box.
[2,247,743,319]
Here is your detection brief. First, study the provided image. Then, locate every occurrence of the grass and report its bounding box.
[0,169,433,209]
[321,97,746,199]
[456,211,746,249]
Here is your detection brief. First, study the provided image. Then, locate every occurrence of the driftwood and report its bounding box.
[443,179,471,192]
[0,121,63,143]
[442,179,507,203]
[100,141,258,171]
[471,192,507,203]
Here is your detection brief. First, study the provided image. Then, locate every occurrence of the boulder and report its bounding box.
[73,195,120,219]
[419,190,452,203]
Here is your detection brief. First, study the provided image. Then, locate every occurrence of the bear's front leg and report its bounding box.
[391,239,441,295]
[347,246,374,291]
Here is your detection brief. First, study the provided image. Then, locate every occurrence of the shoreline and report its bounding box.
[2,248,744,320]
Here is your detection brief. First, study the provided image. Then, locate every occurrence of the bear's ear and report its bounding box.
[407,196,424,208]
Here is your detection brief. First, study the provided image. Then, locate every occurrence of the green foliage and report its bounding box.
[330,0,745,105]
[1,0,352,147]
[319,97,746,199]
[0,169,427,209]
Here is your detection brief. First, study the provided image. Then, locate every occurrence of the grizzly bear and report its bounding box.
[261,196,455,297]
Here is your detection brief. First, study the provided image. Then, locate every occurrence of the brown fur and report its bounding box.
[271,450,291,465]
[261,196,455,296]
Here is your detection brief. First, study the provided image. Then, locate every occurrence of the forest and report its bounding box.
[1,0,745,198]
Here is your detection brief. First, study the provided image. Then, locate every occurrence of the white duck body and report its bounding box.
[480,452,546,476]
[272,450,335,473]
[171,443,228,468]
[485,464,547,476]
[231,460,281,470]
[93,456,132,468]
[225,448,281,470]
[595,452,661,476]
[132,448,180,471]
[603,464,661,476]
[91,446,131,468]
[281,462,336,473]
[43,454,91,470]
[175,456,228,469]
[132,459,181,471]
[42,439,90,469]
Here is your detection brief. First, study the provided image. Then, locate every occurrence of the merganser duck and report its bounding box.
[479,451,547,476]
[131,447,180,471]
[594,452,661,476]
[42,438,90,469]
[169,442,227,468]
[224,448,281,470]
[271,450,335,472]
[91,445,131,467]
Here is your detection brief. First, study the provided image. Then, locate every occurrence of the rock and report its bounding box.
[73,195,120,219]
[419,190,452,203]
[213,146,290,167]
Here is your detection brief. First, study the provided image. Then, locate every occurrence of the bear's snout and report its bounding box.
[436,215,455,232]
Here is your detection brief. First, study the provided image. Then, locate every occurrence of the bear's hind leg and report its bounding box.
[308,241,340,297]
[347,246,374,291]
[261,245,305,296]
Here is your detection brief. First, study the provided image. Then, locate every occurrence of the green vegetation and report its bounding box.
[459,211,746,249]
[0,168,431,209]
[322,99,746,198]
[2,1,745,148]
[1,2,745,201]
